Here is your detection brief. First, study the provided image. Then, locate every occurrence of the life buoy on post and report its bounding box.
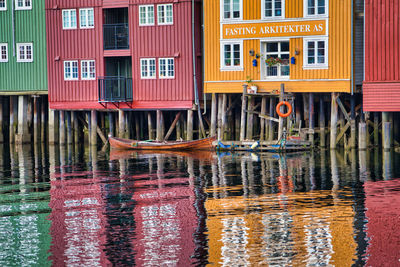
[276,101,293,118]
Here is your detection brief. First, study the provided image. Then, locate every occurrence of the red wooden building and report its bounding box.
[46,0,202,110]
[363,0,400,112]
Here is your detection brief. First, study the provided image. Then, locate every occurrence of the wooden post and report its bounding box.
[33,96,40,144]
[0,97,3,143]
[9,96,18,144]
[330,93,338,149]
[91,110,97,146]
[246,96,254,140]
[118,110,125,138]
[383,122,392,151]
[176,115,181,140]
[41,97,46,143]
[358,122,367,150]
[350,95,356,148]
[373,112,379,146]
[222,94,228,141]
[16,96,30,144]
[240,84,247,141]
[147,112,153,140]
[135,112,140,140]
[187,109,193,141]
[164,112,182,141]
[108,112,114,137]
[302,93,309,128]
[260,96,267,141]
[59,110,66,145]
[66,111,73,145]
[309,93,314,145]
[235,107,240,140]
[268,97,275,141]
[156,110,164,141]
[217,94,223,140]
[382,112,389,149]
[278,84,284,141]
[319,96,326,148]
[227,94,234,140]
[48,108,59,145]
[72,111,79,144]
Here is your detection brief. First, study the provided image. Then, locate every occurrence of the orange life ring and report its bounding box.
[276,101,293,118]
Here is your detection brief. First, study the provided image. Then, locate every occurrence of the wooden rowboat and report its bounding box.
[109,136,216,151]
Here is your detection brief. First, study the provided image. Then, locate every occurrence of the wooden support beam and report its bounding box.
[240,85,247,141]
[246,96,254,140]
[147,112,153,140]
[90,110,98,146]
[164,112,182,141]
[359,122,367,150]
[373,112,379,146]
[16,95,31,144]
[268,97,275,141]
[383,121,392,150]
[33,96,40,144]
[278,84,284,141]
[60,110,66,145]
[335,121,351,145]
[222,94,228,141]
[210,93,217,137]
[336,97,351,122]
[67,111,73,145]
[259,114,279,123]
[77,113,107,145]
[118,110,126,138]
[309,93,314,145]
[319,95,326,148]
[156,110,164,141]
[187,109,193,141]
[260,96,266,141]
[217,94,223,140]
[330,93,338,149]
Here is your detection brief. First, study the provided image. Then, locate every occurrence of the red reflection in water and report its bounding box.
[364,178,400,266]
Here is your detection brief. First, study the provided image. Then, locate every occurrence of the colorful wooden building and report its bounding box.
[203,0,364,148]
[45,0,203,144]
[0,0,48,144]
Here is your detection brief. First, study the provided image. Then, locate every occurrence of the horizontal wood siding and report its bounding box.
[364,0,400,111]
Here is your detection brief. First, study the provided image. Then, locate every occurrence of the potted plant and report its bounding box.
[245,76,258,94]
[265,57,283,67]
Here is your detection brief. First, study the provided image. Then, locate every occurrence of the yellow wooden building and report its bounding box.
[203,0,352,93]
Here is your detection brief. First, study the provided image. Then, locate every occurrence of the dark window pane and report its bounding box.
[267,42,278,52]
[281,42,289,52]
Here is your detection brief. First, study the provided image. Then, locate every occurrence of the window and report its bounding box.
[64,61,79,80]
[15,0,31,10]
[303,38,328,68]
[221,42,243,70]
[81,60,96,80]
[63,9,77,29]
[140,58,156,79]
[263,41,290,78]
[159,58,174,78]
[157,4,173,25]
[222,0,241,20]
[262,0,284,19]
[139,5,154,26]
[0,0,6,11]
[79,8,94,29]
[305,0,327,17]
[17,43,33,62]
[0,44,7,62]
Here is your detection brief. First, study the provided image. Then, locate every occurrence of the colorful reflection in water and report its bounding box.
[0,144,399,266]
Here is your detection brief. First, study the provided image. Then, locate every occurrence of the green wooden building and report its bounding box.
[0,0,48,143]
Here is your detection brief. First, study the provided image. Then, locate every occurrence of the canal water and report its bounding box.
[0,144,399,266]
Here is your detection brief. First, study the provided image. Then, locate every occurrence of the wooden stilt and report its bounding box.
[176,115,181,140]
[135,112,140,140]
[308,93,314,145]
[382,112,389,149]
[66,111,73,145]
[383,121,392,151]
[72,111,78,144]
[302,93,309,128]
[373,112,379,146]
[118,110,125,138]
[330,93,338,149]
[246,96,254,140]
[217,94,223,140]
[278,84,284,141]
[358,122,367,150]
[227,94,234,140]
[48,108,59,145]
[91,110,97,146]
[156,110,164,141]
[187,109,193,141]
[16,96,30,144]
[260,96,266,141]
[350,96,356,148]
[33,96,40,144]
[164,112,182,141]
[319,96,326,148]
[59,110,66,145]
[240,85,247,141]
[183,115,187,140]
[222,94,228,141]
[10,96,17,144]
[390,112,394,147]
[41,97,47,143]
[268,97,275,141]
[235,107,240,140]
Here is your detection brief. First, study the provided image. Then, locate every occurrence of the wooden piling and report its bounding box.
[217,94,223,140]
[278,84,284,141]
[330,93,338,149]
[41,98,47,142]
[240,85,247,141]
[221,94,228,141]
[164,112,181,141]
[59,111,66,145]
[156,110,164,141]
[309,93,314,145]
[350,96,356,148]
[90,110,97,146]
[268,97,274,141]
[260,96,267,141]
[227,94,234,140]
[16,96,30,144]
[382,112,389,149]
[373,112,379,146]
[176,115,181,140]
[72,111,79,144]
[147,112,153,140]
[187,109,193,141]
[9,96,17,144]
[319,96,326,148]
[358,122,367,150]
[135,112,140,140]
[246,96,254,140]
[66,111,72,145]
[118,110,126,138]
[383,122,392,151]
[48,108,59,145]
[32,96,40,144]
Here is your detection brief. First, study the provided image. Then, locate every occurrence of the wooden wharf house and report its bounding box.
[45,0,203,146]
[0,0,48,144]
[203,0,365,149]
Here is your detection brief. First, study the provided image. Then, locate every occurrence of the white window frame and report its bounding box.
[15,0,31,10]
[0,43,8,62]
[0,0,7,11]
[261,40,290,80]
[220,41,243,71]
[304,0,328,18]
[157,4,173,25]
[79,8,94,29]
[158,58,175,79]
[261,0,285,20]
[140,58,156,79]
[16,43,33,62]
[303,37,329,69]
[139,5,155,26]
[81,60,96,80]
[62,9,77,30]
[220,0,242,21]
[64,60,79,80]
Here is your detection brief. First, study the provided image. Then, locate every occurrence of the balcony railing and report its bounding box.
[98,76,133,103]
[103,23,129,50]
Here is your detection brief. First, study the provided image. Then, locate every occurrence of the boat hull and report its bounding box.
[109,136,216,151]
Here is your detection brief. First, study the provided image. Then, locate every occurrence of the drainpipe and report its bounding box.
[351,0,354,95]
[192,0,206,137]
[12,0,15,56]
